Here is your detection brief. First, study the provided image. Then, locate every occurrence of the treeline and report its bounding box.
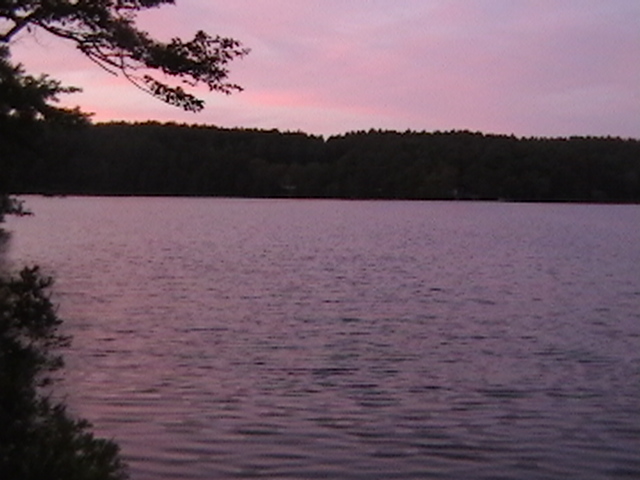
[5,122,640,202]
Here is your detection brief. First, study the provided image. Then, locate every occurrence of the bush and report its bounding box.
[0,267,128,480]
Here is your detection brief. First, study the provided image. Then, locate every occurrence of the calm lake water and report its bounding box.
[4,196,640,479]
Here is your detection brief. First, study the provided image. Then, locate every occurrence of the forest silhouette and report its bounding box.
[7,122,640,203]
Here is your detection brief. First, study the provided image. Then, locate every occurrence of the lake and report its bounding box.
[4,196,640,479]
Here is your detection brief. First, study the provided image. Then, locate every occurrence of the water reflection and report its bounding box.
[5,197,640,480]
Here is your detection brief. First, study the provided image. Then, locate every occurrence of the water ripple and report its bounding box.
[6,197,640,480]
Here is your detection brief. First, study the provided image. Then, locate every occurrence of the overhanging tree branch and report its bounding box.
[0,7,43,42]
[0,0,249,111]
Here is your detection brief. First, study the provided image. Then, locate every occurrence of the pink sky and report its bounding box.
[9,0,640,138]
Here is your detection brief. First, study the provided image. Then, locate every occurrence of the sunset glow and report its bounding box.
[8,0,640,138]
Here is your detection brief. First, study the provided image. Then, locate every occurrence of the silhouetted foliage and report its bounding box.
[0,2,249,477]
[1,0,248,222]
[0,0,248,112]
[7,123,639,203]
[0,267,129,480]
[0,41,90,222]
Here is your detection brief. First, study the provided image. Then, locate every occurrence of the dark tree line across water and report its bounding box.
[6,122,640,202]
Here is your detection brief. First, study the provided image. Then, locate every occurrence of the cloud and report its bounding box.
[8,0,640,137]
